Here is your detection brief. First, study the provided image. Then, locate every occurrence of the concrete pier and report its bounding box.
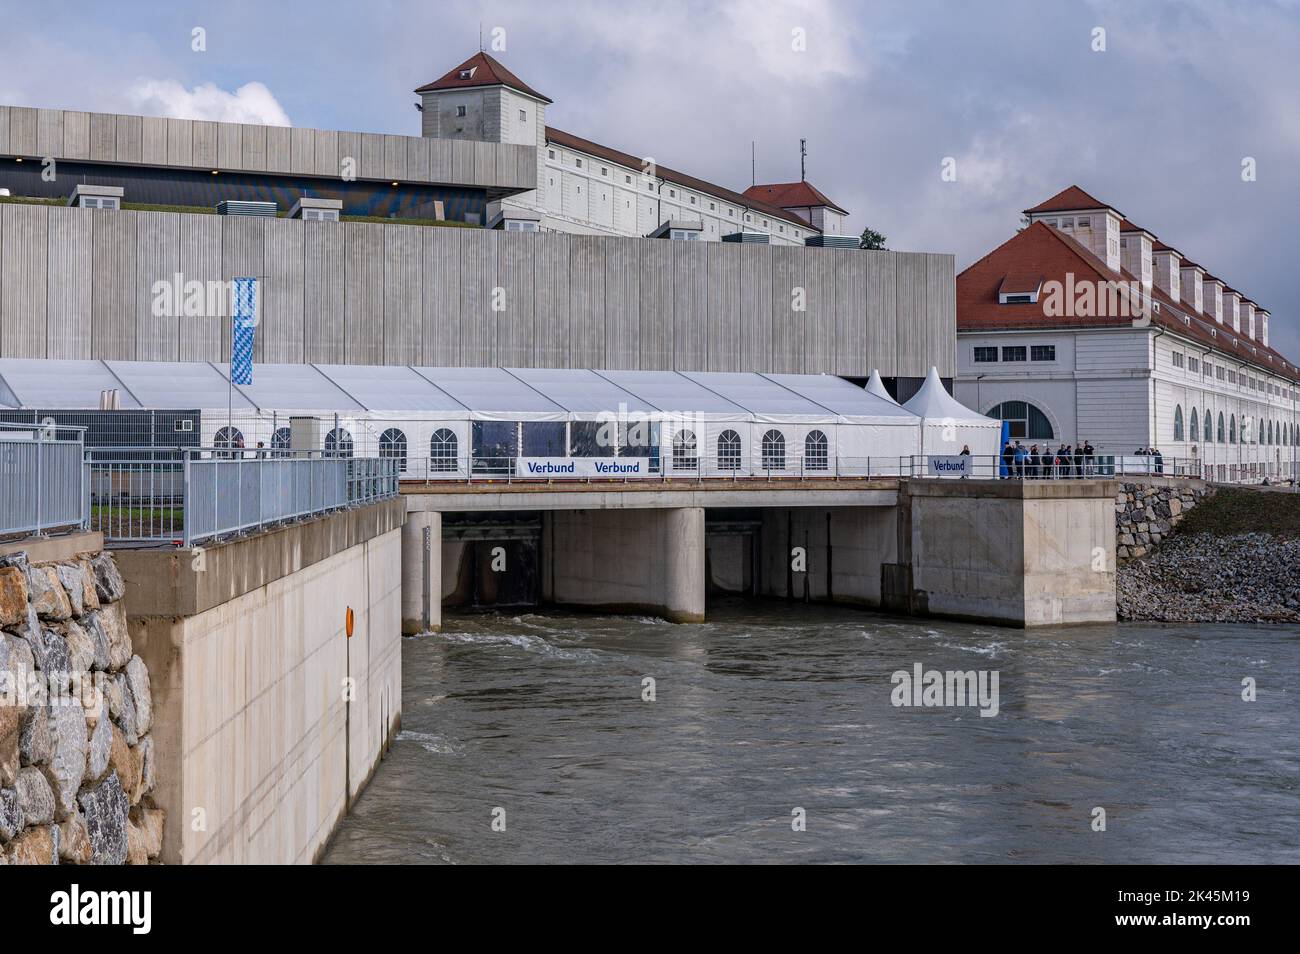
[542,507,706,623]
[401,511,442,634]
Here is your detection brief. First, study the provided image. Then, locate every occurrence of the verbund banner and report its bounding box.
[927,455,971,477]
[516,457,650,477]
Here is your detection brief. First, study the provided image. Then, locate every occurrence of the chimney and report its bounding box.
[1120,226,1153,289]
[1180,263,1205,314]
[1222,288,1241,333]
[1259,310,1270,348]
[1203,277,1224,323]
[1153,248,1181,302]
[98,389,120,410]
[1240,299,1256,340]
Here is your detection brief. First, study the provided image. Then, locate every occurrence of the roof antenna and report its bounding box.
[800,138,807,181]
[478,21,483,52]
[751,141,756,187]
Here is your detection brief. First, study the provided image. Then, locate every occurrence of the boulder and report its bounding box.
[55,563,88,616]
[85,694,112,783]
[0,553,28,573]
[125,655,152,735]
[107,673,139,745]
[90,553,126,604]
[19,703,52,765]
[80,611,111,671]
[93,601,132,671]
[0,565,28,628]
[78,772,128,865]
[0,706,20,787]
[107,724,142,802]
[131,805,164,858]
[4,823,56,864]
[137,735,155,796]
[57,809,93,863]
[125,817,149,864]
[0,786,20,841]
[15,765,55,826]
[27,565,72,621]
[58,619,96,674]
[47,699,87,818]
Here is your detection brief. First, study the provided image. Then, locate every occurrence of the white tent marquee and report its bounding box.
[902,366,1003,459]
[0,359,995,479]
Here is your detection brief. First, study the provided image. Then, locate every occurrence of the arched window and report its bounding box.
[1229,414,1236,444]
[214,425,244,459]
[717,430,742,471]
[325,427,354,458]
[986,400,1054,439]
[1204,410,1213,443]
[1189,407,1199,442]
[1268,420,1274,445]
[1217,412,1225,443]
[804,430,829,471]
[271,427,291,454]
[761,430,786,471]
[1285,423,1290,447]
[1173,405,1184,442]
[672,429,698,471]
[379,428,408,473]
[429,428,458,472]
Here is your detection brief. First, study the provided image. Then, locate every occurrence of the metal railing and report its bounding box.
[85,446,398,547]
[0,422,89,539]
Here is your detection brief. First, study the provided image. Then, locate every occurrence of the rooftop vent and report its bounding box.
[721,231,769,244]
[804,234,858,249]
[69,184,123,210]
[217,200,278,217]
[287,196,342,222]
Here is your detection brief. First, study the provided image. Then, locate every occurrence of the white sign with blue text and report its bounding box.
[517,457,650,478]
[927,455,972,477]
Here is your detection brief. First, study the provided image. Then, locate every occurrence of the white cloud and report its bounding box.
[125,79,291,126]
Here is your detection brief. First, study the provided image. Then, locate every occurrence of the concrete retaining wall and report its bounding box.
[123,500,404,864]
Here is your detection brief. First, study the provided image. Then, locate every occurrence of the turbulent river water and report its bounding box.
[322,601,1300,864]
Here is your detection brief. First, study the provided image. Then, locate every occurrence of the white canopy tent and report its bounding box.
[902,366,1002,459]
[865,369,900,405]
[1,359,1005,478]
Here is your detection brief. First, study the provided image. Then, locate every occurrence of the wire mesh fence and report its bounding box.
[0,422,89,539]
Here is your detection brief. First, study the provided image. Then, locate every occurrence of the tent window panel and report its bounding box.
[804,430,829,471]
[761,429,786,470]
[472,421,518,474]
[569,421,616,457]
[324,428,353,458]
[430,428,458,472]
[521,422,566,457]
[717,430,742,471]
[271,427,291,453]
[673,429,698,470]
[617,420,659,459]
[379,428,408,473]
[214,426,244,459]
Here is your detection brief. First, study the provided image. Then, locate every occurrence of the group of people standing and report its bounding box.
[1001,439,1096,478]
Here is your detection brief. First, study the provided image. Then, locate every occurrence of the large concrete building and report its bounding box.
[415,52,849,245]
[955,186,1299,483]
[0,70,953,390]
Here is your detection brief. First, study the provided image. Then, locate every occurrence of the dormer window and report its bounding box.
[459,67,477,80]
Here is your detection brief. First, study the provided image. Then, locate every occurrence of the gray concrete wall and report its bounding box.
[0,203,955,377]
[0,105,535,191]
[401,511,442,634]
[759,506,898,606]
[122,501,404,864]
[542,507,706,622]
[896,479,1116,626]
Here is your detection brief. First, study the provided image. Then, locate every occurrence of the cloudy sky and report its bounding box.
[3,0,1298,353]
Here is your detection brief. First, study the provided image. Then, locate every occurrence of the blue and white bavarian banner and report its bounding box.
[231,277,259,386]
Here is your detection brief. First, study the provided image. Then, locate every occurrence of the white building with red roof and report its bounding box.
[955,186,1298,483]
[414,53,847,245]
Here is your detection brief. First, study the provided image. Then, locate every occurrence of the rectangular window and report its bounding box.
[548,149,555,159]
[624,175,631,184]
[1076,216,1090,227]
[1171,352,1184,368]
[574,158,582,168]
[519,109,527,122]
[1002,346,1027,362]
[455,105,466,117]
[1217,366,1226,380]
[600,167,608,176]
[1228,370,1237,383]
[1030,345,1055,361]
[973,346,998,363]
[1188,357,1199,373]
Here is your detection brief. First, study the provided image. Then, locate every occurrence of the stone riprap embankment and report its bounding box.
[1114,481,1215,561]
[0,550,163,864]
[1117,531,1300,623]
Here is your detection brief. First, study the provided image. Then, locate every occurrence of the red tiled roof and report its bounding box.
[743,181,847,215]
[998,270,1043,295]
[414,52,552,103]
[957,221,1299,382]
[545,127,819,233]
[1023,185,1120,216]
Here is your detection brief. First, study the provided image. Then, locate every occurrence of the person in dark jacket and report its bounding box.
[1028,444,1039,479]
[1082,440,1095,476]
[1001,441,1014,478]
[1153,446,1164,475]
[1072,442,1084,478]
